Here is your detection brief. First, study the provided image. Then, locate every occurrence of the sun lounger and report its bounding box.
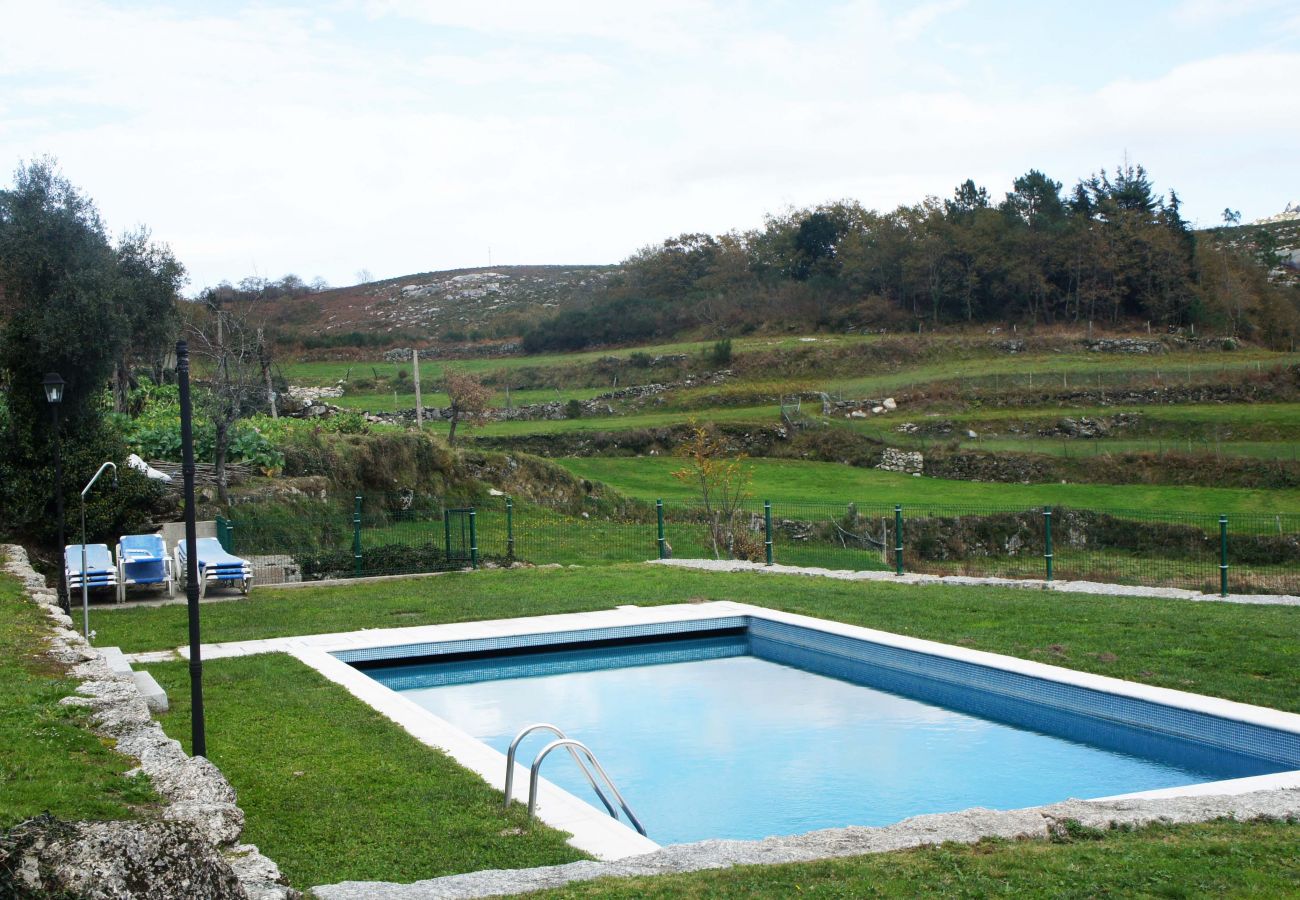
[175,537,253,598]
[65,544,119,605]
[116,534,176,603]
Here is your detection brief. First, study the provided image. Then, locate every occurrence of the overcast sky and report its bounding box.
[2,0,1298,292]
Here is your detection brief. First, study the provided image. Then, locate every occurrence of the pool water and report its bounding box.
[369,634,1283,844]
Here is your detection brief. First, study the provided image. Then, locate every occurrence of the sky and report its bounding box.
[2,0,1298,293]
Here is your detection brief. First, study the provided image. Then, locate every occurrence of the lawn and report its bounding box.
[525,820,1300,898]
[98,564,1300,714]
[0,556,158,828]
[143,654,585,888]
[553,456,1300,514]
[94,563,1300,891]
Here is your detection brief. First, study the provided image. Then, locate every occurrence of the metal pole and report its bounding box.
[352,495,363,577]
[80,504,88,638]
[1044,506,1054,583]
[469,509,478,569]
[412,349,423,430]
[51,403,68,614]
[177,340,206,758]
[78,461,117,640]
[656,499,666,560]
[764,501,773,566]
[506,497,515,560]
[1219,514,1229,598]
[443,508,452,566]
[894,505,904,575]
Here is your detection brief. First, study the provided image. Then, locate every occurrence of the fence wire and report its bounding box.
[220,494,1298,596]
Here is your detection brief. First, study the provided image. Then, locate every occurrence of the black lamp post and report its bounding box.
[42,373,68,614]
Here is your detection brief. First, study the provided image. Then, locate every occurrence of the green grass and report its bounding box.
[552,456,1300,514]
[334,386,606,412]
[0,560,158,827]
[524,819,1300,898]
[95,565,1300,714]
[142,653,585,889]
[279,334,878,387]
[99,564,1300,890]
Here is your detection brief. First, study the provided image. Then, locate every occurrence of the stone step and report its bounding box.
[132,670,169,713]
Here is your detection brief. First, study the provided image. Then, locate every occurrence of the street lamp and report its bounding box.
[42,373,68,614]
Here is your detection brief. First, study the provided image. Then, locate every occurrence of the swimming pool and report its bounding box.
[331,607,1300,849]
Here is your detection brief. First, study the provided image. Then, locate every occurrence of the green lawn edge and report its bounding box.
[0,558,159,828]
[144,653,588,889]
[521,819,1300,898]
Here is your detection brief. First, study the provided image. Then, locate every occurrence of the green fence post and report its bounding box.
[764,500,774,566]
[352,495,363,577]
[1044,506,1054,583]
[656,499,666,560]
[506,496,515,560]
[469,509,479,570]
[1219,514,1229,597]
[894,504,904,575]
[443,508,452,567]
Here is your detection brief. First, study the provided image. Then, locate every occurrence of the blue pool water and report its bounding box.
[366,632,1287,845]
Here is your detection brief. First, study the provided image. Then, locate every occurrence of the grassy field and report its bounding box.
[144,654,585,888]
[279,334,880,387]
[0,559,158,828]
[333,385,607,412]
[93,562,1300,892]
[525,820,1300,897]
[101,565,1300,711]
[553,456,1300,514]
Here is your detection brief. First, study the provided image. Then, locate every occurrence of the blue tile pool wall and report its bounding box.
[746,619,1300,773]
[373,634,751,691]
[332,616,750,666]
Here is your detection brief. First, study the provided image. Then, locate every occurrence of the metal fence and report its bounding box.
[217,495,1299,596]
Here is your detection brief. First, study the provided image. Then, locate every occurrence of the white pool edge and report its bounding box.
[184,600,1300,860]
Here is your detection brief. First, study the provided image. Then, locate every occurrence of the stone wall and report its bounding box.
[0,545,298,900]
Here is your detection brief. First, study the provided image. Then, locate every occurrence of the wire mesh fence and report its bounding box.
[218,494,1299,596]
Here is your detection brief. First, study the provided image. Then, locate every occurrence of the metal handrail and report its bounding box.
[504,723,616,819]
[528,738,647,836]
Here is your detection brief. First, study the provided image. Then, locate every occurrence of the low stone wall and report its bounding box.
[0,544,298,900]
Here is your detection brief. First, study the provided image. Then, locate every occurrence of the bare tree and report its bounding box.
[443,371,491,444]
[671,421,759,560]
[184,293,268,503]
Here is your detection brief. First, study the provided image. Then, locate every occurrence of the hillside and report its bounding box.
[260,201,1300,358]
[266,264,618,349]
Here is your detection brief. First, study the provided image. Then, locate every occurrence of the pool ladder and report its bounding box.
[503,723,647,836]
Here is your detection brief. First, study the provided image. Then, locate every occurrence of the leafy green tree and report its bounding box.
[0,159,168,546]
[111,228,185,410]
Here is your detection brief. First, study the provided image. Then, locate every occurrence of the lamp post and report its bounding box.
[42,373,68,614]
[79,462,117,639]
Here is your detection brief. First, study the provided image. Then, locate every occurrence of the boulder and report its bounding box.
[0,815,245,899]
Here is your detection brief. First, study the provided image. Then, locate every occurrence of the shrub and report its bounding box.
[564,399,584,419]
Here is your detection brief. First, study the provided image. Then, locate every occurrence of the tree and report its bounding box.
[671,422,759,560]
[443,371,490,444]
[0,158,167,545]
[1222,208,1242,226]
[184,292,270,503]
[111,228,185,410]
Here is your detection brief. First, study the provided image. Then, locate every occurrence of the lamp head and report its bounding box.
[42,372,66,405]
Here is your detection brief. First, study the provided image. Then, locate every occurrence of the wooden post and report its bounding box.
[412,349,424,429]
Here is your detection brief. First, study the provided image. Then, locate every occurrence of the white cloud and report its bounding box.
[1,0,1296,288]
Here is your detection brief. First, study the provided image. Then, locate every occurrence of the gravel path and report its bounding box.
[650,558,1300,606]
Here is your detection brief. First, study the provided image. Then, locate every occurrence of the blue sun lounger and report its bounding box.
[175,537,253,598]
[65,544,119,605]
[116,534,176,603]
